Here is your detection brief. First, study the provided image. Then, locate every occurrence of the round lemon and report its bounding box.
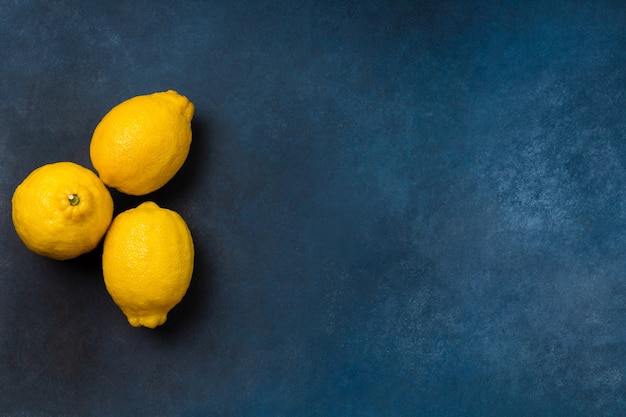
[102,201,194,328]
[11,162,114,260]
[89,90,194,196]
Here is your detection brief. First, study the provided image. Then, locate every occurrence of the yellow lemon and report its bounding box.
[11,162,114,260]
[102,201,194,328]
[89,90,194,196]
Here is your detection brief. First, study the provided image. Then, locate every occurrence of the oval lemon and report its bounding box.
[90,90,194,196]
[102,201,194,328]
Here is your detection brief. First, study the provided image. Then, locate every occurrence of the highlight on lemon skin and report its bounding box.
[102,201,194,329]
[89,90,194,196]
[11,161,114,261]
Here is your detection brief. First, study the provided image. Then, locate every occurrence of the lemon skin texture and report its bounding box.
[102,201,194,328]
[11,162,114,261]
[89,90,194,196]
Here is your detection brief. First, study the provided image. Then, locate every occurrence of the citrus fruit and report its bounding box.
[11,162,114,260]
[102,201,194,328]
[89,90,194,196]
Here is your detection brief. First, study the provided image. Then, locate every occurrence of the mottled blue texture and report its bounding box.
[1,0,625,416]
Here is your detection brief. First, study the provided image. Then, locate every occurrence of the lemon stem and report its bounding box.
[68,194,80,206]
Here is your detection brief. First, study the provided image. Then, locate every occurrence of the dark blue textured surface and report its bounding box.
[1,0,625,415]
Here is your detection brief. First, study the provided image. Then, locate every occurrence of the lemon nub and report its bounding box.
[68,194,80,206]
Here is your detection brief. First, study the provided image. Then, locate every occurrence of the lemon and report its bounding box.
[11,162,114,260]
[102,201,194,328]
[89,90,194,196]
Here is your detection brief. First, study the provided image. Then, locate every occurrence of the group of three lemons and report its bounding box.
[11,90,195,329]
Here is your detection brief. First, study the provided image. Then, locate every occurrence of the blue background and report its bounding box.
[1,0,625,416]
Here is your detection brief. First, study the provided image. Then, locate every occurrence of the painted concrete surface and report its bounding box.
[1,1,625,416]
